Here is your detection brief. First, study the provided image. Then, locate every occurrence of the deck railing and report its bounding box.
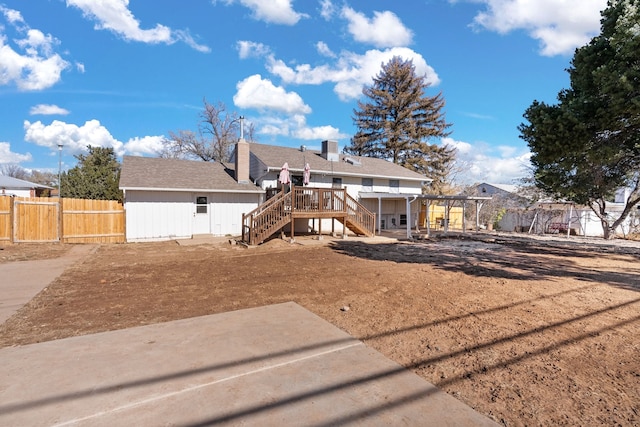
[337,191,376,237]
[242,186,375,244]
[242,190,291,245]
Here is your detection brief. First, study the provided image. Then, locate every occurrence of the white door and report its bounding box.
[193,195,210,234]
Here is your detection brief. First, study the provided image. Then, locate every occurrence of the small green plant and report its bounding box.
[493,208,507,231]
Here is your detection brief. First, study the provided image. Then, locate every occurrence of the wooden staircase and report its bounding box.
[242,186,375,245]
[334,190,376,237]
[242,190,291,245]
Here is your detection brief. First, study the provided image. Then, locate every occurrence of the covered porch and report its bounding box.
[359,193,493,239]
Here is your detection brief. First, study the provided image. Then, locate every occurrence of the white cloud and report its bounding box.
[442,137,531,184]
[24,119,125,156]
[237,40,270,59]
[30,104,70,115]
[123,135,165,156]
[266,47,439,101]
[23,119,166,157]
[259,121,290,137]
[0,7,70,91]
[315,41,336,58]
[234,74,311,114]
[254,114,346,141]
[319,0,335,20]
[216,0,307,25]
[293,125,345,141]
[341,6,413,48]
[469,0,606,56]
[290,115,347,140]
[0,5,24,25]
[0,142,32,164]
[443,137,473,155]
[66,0,210,52]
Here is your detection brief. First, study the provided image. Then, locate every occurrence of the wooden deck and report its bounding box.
[242,186,375,245]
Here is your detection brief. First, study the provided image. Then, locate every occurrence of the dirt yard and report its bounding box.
[0,233,638,426]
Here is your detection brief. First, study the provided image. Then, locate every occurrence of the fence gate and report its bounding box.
[13,198,60,242]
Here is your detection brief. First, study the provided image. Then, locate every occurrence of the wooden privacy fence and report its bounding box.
[0,196,125,244]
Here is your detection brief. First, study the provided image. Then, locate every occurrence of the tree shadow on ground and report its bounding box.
[329,235,640,292]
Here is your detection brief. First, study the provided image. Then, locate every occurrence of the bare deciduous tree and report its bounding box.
[1,164,29,180]
[160,99,255,162]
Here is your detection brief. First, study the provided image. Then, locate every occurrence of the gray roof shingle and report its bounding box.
[248,143,429,182]
[0,175,53,189]
[119,156,262,193]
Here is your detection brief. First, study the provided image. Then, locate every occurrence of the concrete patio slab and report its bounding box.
[0,302,497,426]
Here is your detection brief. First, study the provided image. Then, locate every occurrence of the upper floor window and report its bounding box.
[332,177,343,189]
[362,178,373,192]
[389,179,399,194]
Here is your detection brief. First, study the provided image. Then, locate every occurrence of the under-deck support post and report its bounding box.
[343,215,347,238]
[426,200,431,238]
[462,201,467,232]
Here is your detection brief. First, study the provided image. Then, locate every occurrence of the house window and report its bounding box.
[332,177,342,189]
[196,196,207,214]
[400,214,407,226]
[362,178,373,192]
[389,179,399,194]
[291,175,303,186]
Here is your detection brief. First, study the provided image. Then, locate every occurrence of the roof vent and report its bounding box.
[344,157,361,166]
[300,145,306,152]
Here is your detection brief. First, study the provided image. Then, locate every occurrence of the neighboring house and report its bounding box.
[119,155,263,242]
[0,175,52,197]
[120,139,430,242]
[474,182,636,237]
[476,183,518,198]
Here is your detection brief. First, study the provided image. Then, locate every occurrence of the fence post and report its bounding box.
[58,197,63,243]
[10,196,15,244]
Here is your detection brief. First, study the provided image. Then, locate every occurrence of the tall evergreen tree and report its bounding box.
[345,56,454,192]
[61,146,122,201]
[519,0,640,238]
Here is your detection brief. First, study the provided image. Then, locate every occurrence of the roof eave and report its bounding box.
[120,186,264,194]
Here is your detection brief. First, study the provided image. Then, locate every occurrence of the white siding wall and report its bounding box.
[1,189,32,197]
[125,191,193,242]
[125,190,261,241]
[210,193,261,236]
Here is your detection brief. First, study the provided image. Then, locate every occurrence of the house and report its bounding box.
[0,175,53,197]
[474,182,637,237]
[120,139,430,242]
[243,140,429,234]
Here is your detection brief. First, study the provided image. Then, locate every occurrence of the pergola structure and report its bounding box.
[360,193,493,239]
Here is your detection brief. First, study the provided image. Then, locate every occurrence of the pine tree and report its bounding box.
[519,0,640,238]
[61,146,122,201]
[345,56,454,192]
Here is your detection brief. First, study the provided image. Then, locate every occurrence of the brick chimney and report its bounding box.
[235,138,250,183]
[321,140,339,162]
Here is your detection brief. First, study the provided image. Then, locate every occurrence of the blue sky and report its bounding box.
[0,0,607,184]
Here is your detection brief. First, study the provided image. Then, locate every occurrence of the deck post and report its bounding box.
[242,213,246,243]
[342,215,347,238]
[426,200,431,238]
[462,201,467,232]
